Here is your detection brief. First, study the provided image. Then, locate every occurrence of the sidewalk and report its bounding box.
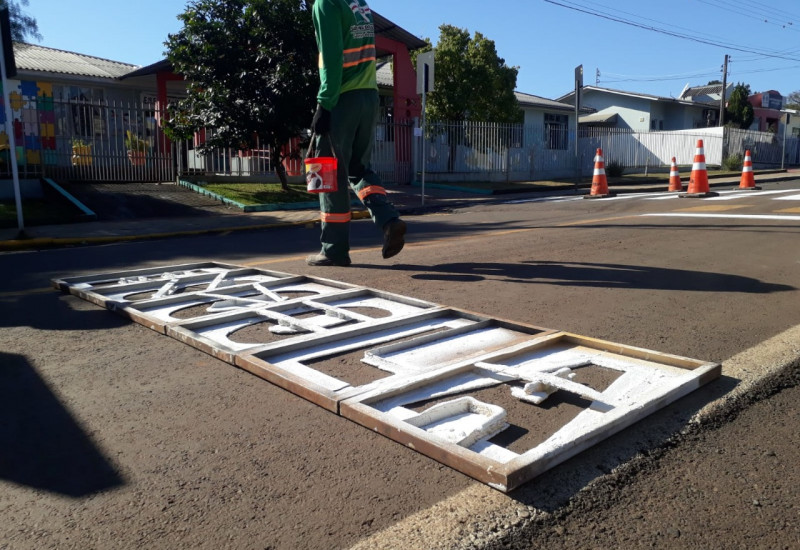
[1,172,797,252]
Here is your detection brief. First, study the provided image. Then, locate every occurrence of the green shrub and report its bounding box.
[722,154,743,172]
[605,160,625,177]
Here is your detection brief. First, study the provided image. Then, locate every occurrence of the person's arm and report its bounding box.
[313,0,344,111]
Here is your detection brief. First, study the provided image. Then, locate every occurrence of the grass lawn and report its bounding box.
[202,182,315,206]
[0,198,85,228]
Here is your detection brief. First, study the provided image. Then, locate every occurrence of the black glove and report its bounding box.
[311,104,331,135]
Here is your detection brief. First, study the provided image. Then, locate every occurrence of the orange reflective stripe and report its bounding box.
[343,45,376,68]
[356,185,386,200]
[320,211,352,223]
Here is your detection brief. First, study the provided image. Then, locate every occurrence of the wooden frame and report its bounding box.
[340,332,721,492]
[236,309,554,412]
[107,275,357,333]
[53,263,721,492]
[167,287,441,367]
[51,262,293,309]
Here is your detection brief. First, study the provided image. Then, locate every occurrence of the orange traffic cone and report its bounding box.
[668,157,682,192]
[680,139,718,198]
[738,150,761,190]
[584,148,614,199]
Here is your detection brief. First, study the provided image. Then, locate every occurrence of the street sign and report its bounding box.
[416,51,435,95]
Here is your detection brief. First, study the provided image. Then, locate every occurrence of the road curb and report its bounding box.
[0,211,376,252]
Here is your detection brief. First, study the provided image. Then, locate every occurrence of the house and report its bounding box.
[556,85,714,131]
[748,90,783,133]
[1,43,163,174]
[515,91,593,149]
[678,83,732,126]
[0,10,426,183]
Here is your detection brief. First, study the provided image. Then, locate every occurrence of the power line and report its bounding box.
[544,0,800,61]
[694,0,800,32]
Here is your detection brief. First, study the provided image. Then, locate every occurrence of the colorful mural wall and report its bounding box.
[0,79,56,168]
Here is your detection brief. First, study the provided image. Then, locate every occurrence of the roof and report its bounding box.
[373,11,427,51]
[679,83,724,99]
[579,112,618,125]
[12,42,139,79]
[515,91,593,113]
[557,85,701,108]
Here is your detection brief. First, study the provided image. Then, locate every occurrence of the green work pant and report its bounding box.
[314,89,398,262]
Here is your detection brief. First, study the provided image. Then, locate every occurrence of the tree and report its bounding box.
[0,0,41,41]
[725,83,754,130]
[786,90,800,110]
[164,0,317,189]
[424,25,521,123]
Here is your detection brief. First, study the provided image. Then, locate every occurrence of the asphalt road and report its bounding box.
[2,181,799,549]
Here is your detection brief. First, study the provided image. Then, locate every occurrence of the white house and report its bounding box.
[557,86,714,131]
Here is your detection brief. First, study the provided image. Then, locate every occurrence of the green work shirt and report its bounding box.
[313,0,378,111]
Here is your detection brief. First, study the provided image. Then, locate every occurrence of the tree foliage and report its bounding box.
[725,82,754,130]
[164,0,317,188]
[422,25,521,123]
[1,0,41,42]
[786,90,800,110]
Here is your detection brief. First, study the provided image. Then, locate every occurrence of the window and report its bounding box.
[54,86,105,138]
[544,113,568,150]
[377,94,394,142]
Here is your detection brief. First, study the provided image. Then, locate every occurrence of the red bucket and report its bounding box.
[304,156,338,193]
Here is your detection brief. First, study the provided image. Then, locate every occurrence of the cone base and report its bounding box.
[583,192,616,199]
[738,185,762,191]
[679,191,719,198]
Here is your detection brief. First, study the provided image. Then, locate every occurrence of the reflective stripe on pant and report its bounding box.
[314,89,398,262]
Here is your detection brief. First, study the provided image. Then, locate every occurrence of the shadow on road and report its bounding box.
[363,260,795,294]
[0,291,129,331]
[0,351,125,497]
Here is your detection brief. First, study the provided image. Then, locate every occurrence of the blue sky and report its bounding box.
[25,0,800,100]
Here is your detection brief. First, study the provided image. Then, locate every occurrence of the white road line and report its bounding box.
[704,189,800,201]
[643,213,800,221]
[646,194,681,200]
[774,193,800,201]
[503,196,581,204]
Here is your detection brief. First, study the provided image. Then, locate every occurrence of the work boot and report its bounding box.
[382,218,406,259]
[305,253,352,267]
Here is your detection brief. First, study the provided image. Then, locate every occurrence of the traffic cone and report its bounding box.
[584,148,615,199]
[738,150,761,190]
[679,139,718,198]
[668,157,682,192]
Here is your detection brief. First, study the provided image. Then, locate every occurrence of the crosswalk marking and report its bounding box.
[674,205,749,212]
[643,213,800,221]
[502,186,800,206]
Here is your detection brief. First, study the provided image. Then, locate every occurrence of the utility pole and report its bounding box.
[719,54,728,127]
[574,65,583,192]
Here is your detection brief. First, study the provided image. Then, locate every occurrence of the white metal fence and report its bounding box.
[0,98,174,182]
[414,121,800,182]
[3,96,797,185]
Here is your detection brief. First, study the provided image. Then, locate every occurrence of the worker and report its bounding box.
[306,0,406,267]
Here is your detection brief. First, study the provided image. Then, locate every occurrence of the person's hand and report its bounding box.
[311,104,331,134]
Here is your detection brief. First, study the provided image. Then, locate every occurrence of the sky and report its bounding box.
[23,0,800,101]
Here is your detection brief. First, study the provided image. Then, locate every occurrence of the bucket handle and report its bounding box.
[306,133,337,159]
